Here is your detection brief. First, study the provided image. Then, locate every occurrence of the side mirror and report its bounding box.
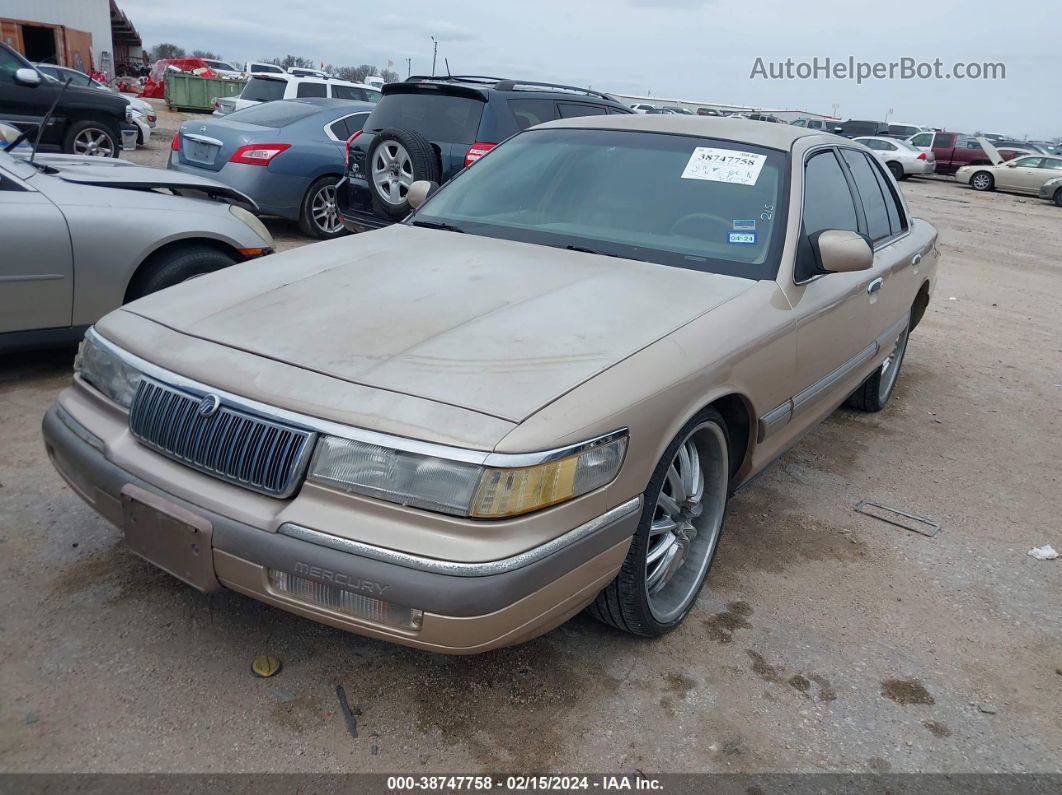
[814,230,873,273]
[14,68,41,87]
[833,126,844,134]
[407,180,438,210]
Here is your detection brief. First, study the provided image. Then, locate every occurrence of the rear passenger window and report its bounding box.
[841,149,892,242]
[296,82,327,98]
[557,102,607,119]
[868,157,907,236]
[803,150,858,236]
[508,99,558,130]
[331,85,365,100]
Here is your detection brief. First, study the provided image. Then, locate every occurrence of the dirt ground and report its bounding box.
[0,110,1060,773]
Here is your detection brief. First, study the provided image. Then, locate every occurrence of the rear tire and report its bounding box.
[63,120,119,158]
[845,319,910,412]
[367,128,441,220]
[589,409,730,637]
[970,171,995,191]
[126,244,236,301]
[886,161,904,181]
[298,176,346,239]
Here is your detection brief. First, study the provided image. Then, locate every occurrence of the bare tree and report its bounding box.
[151,43,186,60]
[379,68,399,84]
[191,49,222,60]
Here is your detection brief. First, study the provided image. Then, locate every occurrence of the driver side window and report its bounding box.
[0,47,26,80]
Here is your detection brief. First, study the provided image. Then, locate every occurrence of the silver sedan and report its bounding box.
[0,148,274,353]
[854,136,935,180]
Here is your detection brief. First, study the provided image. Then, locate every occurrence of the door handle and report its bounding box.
[867,277,884,294]
[911,253,922,267]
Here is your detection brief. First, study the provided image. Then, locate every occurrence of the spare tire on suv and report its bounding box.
[367,128,441,220]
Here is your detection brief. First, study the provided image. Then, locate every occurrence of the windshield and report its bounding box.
[412,128,788,280]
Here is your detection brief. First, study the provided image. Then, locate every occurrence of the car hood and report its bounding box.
[27,154,257,208]
[120,225,754,422]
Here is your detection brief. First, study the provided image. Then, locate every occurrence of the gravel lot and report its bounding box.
[1,111,1059,773]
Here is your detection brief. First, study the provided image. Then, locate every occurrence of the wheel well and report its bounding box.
[124,238,240,303]
[708,393,752,479]
[910,279,931,331]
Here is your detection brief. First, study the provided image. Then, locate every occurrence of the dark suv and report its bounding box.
[336,75,633,230]
[832,119,890,138]
[0,43,135,157]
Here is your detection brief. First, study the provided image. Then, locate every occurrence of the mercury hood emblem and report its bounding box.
[197,394,221,417]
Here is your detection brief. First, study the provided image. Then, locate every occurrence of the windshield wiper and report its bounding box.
[563,244,621,258]
[411,219,464,233]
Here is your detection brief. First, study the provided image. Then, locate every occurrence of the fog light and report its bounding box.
[267,570,423,630]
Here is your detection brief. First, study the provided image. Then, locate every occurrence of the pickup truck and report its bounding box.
[908,131,1027,175]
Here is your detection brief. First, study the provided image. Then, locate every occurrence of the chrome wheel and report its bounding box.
[371,141,414,205]
[971,173,992,191]
[645,421,729,623]
[311,183,341,234]
[73,128,115,157]
[877,326,909,404]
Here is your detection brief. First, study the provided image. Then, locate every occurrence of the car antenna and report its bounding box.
[29,76,73,166]
[445,58,451,78]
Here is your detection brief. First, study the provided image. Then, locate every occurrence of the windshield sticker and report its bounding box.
[732,219,756,231]
[728,231,758,245]
[681,148,767,185]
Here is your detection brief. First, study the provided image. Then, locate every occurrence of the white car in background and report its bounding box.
[212,73,381,116]
[34,63,156,147]
[246,62,286,75]
[854,136,935,180]
[629,103,657,114]
[200,59,244,79]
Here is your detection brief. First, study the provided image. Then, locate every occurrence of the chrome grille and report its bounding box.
[129,378,316,498]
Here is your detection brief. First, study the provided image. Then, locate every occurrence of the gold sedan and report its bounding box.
[957,154,1062,194]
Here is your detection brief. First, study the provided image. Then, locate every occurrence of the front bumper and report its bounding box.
[42,402,638,654]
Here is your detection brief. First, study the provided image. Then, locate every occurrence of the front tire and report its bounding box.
[1054,188,1062,208]
[298,176,346,239]
[589,409,730,636]
[63,120,119,158]
[126,244,236,301]
[845,319,910,412]
[970,171,995,191]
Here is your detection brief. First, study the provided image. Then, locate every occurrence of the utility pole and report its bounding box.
[406,57,411,77]
[431,36,438,76]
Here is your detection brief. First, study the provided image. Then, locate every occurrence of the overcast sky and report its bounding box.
[122,0,1058,139]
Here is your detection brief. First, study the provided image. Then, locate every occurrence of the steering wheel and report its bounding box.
[669,212,733,238]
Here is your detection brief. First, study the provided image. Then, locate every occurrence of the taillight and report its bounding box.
[464,142,496,168]
[345,129,363,171]
[229,144,291,166]
[917,152,927,161]
[170,131,180,151]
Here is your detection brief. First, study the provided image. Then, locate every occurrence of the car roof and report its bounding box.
[250,73,376,89]
[283,97,376,111]
[394,75,622,104]
[536,113,823,150]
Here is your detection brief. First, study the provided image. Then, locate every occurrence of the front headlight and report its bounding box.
[74,330,142,408]
[308,432,628,519]
[229,204,275,249]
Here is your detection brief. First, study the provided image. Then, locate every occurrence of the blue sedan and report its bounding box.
[168,98,374,238]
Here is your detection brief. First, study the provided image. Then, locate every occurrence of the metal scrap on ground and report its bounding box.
[855,500,942,537]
